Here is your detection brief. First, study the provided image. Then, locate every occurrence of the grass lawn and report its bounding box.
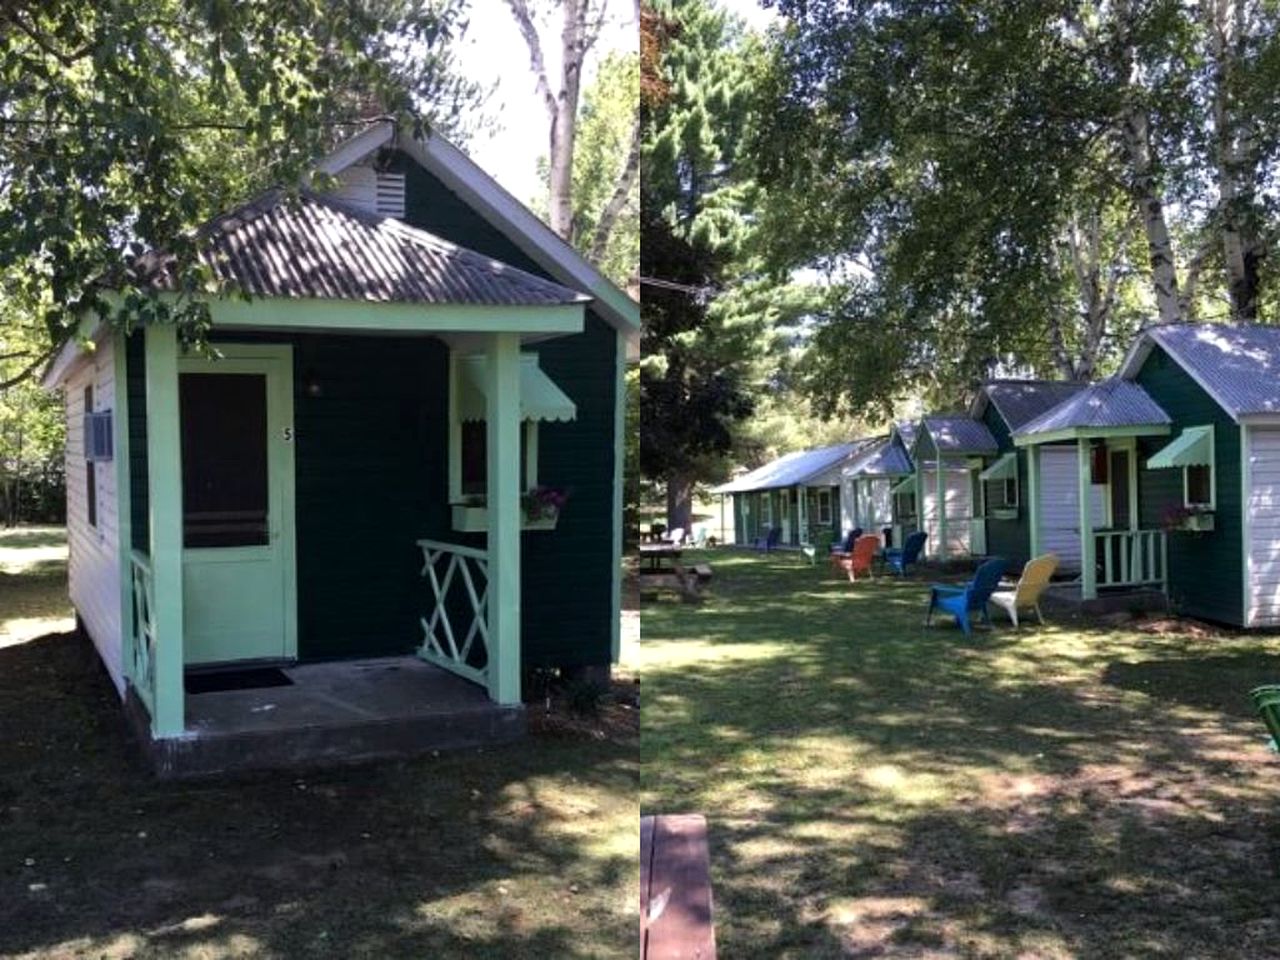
[0,528,637,959]
[641,549,1280,958]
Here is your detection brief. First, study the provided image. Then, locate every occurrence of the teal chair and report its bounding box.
[1250,685,1280,750]
[925,557,1009,637]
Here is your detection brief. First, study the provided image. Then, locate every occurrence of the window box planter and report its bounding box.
[1162,506,1215,533]
[451,488,567,532]
[450,504,562,532]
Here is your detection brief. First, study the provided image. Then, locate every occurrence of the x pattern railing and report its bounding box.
[416,539,490,687]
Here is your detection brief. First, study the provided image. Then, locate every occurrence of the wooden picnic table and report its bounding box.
[639,543,682,573]
[641,814,716,960]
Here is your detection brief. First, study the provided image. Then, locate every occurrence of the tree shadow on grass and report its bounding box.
[641,558,1280,957]
[0,632,637,959]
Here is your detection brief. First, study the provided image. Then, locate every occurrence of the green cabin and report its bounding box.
[42,122,638,771]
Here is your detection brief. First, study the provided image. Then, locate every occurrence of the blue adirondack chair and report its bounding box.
[925,557,1009,637]
[754,526,781,552]
[882,531,928,576]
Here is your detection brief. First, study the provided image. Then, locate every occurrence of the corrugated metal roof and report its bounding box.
[981,380,1089,431]
[1015,378,1171,437]
[893,420,918,450]
[135,190,590,307]
[921,416,999,454]
[712,441,869,494]
[1146,323,1280,419]
[843,436,914,477]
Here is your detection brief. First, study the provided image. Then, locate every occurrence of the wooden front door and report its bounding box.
[179,346,296,665]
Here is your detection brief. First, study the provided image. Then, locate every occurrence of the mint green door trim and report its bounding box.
[145,325,186,738]
[177,344,297,664]
[112,333,134,687]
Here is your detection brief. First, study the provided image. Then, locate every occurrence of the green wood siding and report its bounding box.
[980,403,1030,569]
[398,152,618,668]
[1135,347,1244,625]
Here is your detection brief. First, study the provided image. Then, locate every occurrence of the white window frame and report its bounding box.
[761,492,773,527]
[816,488,833,525]
[1182,426,1216,509]
[448,354,540,502]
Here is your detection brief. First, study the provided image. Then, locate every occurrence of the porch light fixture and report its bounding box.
[303,369,323,398]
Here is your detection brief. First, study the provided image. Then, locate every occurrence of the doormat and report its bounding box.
[185,667,294,695]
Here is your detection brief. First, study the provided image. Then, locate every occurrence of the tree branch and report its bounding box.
[0,347,55,392]
[589,118,640,264]
[504,0,558,121]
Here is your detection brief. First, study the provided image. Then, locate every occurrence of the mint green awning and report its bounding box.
[1147,425,1212,470]
[979,452,1018,482]
[459,354,577,422]
[889,474,916,495]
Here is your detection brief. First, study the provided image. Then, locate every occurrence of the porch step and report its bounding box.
[125,657,526,779]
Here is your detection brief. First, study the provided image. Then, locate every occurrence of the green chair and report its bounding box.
[1250,685,1280,750]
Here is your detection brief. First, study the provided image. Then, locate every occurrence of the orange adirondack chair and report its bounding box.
[833,534,881,582]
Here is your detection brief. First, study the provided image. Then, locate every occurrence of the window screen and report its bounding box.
[180,373,269,548]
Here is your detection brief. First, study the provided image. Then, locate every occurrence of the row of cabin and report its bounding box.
[716,323,1280,630]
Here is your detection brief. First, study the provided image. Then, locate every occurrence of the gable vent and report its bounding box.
[330,165,406,219]
[374,172,406,218]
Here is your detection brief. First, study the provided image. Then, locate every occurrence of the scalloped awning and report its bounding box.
[459,353,576,422]
[1147,426,1213,470]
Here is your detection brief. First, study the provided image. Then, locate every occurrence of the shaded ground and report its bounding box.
[0,526,74,647]
[0,529,637,959]
[641,549,1280,958]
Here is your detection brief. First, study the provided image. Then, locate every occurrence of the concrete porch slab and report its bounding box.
[126,656,525,778]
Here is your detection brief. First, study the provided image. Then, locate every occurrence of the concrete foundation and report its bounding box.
[125,656,525,778]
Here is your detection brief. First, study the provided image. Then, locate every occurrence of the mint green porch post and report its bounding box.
[1078,438,1097,601]
[914,466,924,553]
[1027,445,1041,558]
[485,332,521,705]
[144,325,185,737]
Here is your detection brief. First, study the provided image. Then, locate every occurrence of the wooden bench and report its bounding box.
[641,814,716,959]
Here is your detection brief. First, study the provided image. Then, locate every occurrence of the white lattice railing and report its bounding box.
[416,539,490,687]
[1095,529,1168,589]
[129,549,157,714]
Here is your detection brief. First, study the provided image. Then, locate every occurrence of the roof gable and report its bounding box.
[712,441,871,494]
[918,416,999,455]
[136,190,589,308]
[317,122,639,333]
[1013,378,1170,438]
[975,380,1089,432]
[1120,323,1280,421]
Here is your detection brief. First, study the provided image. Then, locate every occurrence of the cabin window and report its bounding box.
[459,420,533,498]
[760,493,773,527]
[84,386,97,529]
[987,476,1018,510]
[816,488,833,525]
[1185,463,1213,509]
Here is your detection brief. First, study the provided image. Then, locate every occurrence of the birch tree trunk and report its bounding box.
[1119,107,1184,326]
[1208,0,1264,321]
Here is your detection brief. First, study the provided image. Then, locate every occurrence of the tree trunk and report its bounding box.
[548,0,584,240]
[666,474,694,533]
[1209,0,1264,322]
[589,118,641,264]
[1120,108,1184,326]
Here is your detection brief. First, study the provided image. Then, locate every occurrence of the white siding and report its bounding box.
[65,341,124,695]
[1038,445,1106,574]
[840,477,857,534]
[330,164,407,218]
[921,467,972,557]
[852,478,894,531]
[1248,427,1280,627]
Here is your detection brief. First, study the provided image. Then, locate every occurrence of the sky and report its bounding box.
[456,0,777,206]
[455,0,638,205]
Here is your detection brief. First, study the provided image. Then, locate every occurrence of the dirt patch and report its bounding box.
[1133,616,1227,639]
[528,677,638,742]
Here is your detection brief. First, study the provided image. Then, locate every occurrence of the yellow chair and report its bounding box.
[989,553,1059,627]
